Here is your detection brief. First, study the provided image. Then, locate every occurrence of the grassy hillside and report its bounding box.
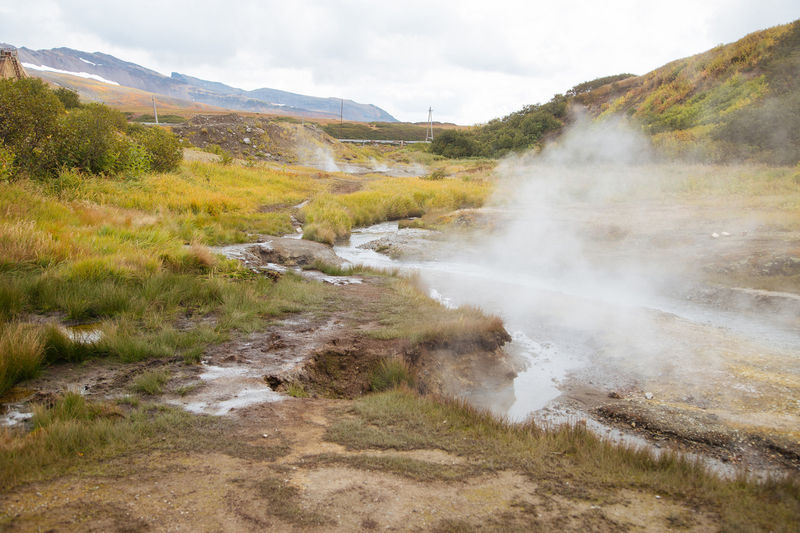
[432,19,800,164]
[587,19,800,163]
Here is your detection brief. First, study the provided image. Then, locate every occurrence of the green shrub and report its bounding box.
[131,125,182,172]
[56,103,130,174]
[118,139,151,177]
[0,141,15,181]
[53,87,81,109]
[0,78,63,177]
[430,130,479,158]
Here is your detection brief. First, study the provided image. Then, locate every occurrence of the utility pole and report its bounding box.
[425,107,434,142]
[152,96,159,125]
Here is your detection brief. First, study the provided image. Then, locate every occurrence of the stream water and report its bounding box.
[334,221,800,431]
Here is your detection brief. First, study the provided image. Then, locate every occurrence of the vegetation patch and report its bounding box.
[301,175,491,244]
[326,389,800,532]
[369,358,414,392]
[303,452,479,482]
[0,322,45,395]
[232,476,330,527]
[131,369,171,395]
[0,159,334,393]
[0,79,182,179]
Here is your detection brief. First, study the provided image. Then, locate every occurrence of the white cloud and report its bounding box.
[1,0,797,123]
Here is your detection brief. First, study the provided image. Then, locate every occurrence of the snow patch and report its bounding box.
[22,63,119,85]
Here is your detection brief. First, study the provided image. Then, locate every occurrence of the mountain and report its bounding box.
[6,45,397,122]
[432,19,800,164]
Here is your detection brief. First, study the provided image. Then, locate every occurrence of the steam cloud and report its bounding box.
[415,115,797,419]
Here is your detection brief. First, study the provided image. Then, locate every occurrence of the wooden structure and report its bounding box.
[0,48,27,80]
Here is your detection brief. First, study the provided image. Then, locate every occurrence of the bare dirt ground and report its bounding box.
[0,398,719,532]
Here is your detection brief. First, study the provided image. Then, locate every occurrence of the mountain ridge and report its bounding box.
[4,44,397,122]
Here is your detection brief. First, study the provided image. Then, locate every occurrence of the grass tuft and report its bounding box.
[131,369,170,395]
[0,322,44,395]
[369,357,414,392]
[286,382,309,398]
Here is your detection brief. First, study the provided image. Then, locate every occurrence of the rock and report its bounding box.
[257,237,344,267]
[608,391,622,399]
[242,137,251,145]
[264,375,284,389]
[644,392,654,400]
[711,232,720,239]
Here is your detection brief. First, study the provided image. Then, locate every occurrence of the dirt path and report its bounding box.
[0,399,717,532]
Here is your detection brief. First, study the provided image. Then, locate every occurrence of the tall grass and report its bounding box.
[369,357,414,391]
[1,392,223,490]
[131,369,170,395]
[0,322,44,395]
[366,277,507,348]
[301,176,491,244]
[0,161,339,393]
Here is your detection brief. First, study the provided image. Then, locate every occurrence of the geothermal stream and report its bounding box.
[334,219,800,478]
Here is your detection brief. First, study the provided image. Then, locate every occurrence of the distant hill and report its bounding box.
[4,45,397,122]
[432,19,800,164]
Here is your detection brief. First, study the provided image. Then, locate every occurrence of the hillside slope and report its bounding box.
[580,19,800,163]
[433,19,800,164]
[6,45,396,122]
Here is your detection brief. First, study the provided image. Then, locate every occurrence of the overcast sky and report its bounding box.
[1,1,797,124]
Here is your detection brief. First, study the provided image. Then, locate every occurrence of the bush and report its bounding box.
[0,142,15,181]
[56,103,130,174]
[53,87,81,109]
[1,80,181,177]
[430,130,479,158]
[131,125,182,172]
[0,78,63,177]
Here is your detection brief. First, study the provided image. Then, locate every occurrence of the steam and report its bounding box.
[298,142,427,176]
[412,115,799,419]
[298,144,342,172]
[464,117,687,388]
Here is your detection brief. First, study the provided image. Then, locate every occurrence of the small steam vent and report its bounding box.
[0,48,28,80]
